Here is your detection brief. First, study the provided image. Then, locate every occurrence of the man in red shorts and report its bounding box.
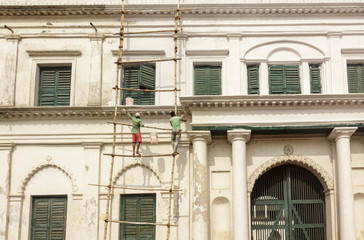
[125,110,144,156]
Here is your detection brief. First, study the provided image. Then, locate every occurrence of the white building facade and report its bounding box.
[1,1,364,239]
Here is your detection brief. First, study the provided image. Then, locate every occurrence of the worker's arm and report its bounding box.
[181,114,187,122]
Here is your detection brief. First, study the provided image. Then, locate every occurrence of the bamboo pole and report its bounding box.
[107,219,178,227]
[124,8,193,14]
[121,29,175,35]
[114,87,181,92]
[103,1,125,239]
[107,121,171,131]
[89,184,181,192]
[104,153,178,158]
[115,57,181,64]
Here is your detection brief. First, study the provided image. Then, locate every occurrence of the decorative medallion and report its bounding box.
[283,144,294,155]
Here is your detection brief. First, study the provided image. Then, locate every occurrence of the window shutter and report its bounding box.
[310,64,322,94]
[39,67,71,106]
[120,195,155,240]
[285,65,300,94]
[124,67,140,104]
[269,66,285,94]
[347,64,364,93]
[56,68,71,106]
[194,66,209,95]
[139,63,155,105]
[247,65,260,94]
[49,198,67,239]
[31,197,67,240]
[194,66,221,95]
[208,66,222,95]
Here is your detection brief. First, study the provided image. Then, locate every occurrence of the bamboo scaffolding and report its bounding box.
[124,8,193,14]
[107,219,178,227]
[104,153,178,158]
[103,1,125,240]
[89,183,181,192]
[107,121,171,131]
[115,57,181,65]
[121,29,175,35]
[114,87,181,92]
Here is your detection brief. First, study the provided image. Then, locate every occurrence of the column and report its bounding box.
[0,144,14,240]
[188,131,211,240]
[0,35,20,106]
[328,127,357,240]
[260,61,269,95]
[88,34,104,106]
[82,142,103,239]
[227,129,251,240]
[227,33,242,95]
[301,61,310,94]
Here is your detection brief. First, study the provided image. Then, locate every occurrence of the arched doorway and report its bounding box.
[251,164,326,240]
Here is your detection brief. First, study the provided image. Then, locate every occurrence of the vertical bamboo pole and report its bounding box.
[166,154,177,240]
[103,1,125,240]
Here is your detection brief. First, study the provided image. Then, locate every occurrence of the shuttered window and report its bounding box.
[310,64,322,94]
[347,64,364,93]
[120,194,156,240]
[269,65,301,94]
[247,65,260,94]
[38,67,71,106]
[194,65,221,95]
[123,64,155,105]
[31,196,67,240]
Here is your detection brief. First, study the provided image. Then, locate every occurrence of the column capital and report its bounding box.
[226,32,242,40]
[0,143,15,151]
[88,34,105,41]
[82,142,103,149]
[188,130,211,144]
[227,129,251,143]
[328,127,357,141]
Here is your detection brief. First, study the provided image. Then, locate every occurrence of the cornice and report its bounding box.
[180,94,364,110]
[0,4,364,17]
[0,106,180,120]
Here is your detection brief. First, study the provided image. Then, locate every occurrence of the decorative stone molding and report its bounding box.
[112,162,162,185]
[26,50,82,57]
[111,50,165,56]
[283,144,294,155]
[248,155,334,192]
[18,161,79,195]
[186,50,229,56]
[0,106,182,120]
[0,5,363,17]
[181,94,364,109]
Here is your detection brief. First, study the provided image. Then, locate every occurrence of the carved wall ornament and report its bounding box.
[112,162,162,186]
[283,144,294,155]
[248,155,334,192]
[18,160,79,195]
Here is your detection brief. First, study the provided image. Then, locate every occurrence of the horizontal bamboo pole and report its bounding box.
[107,219,178,227]
[89,183,181,192]
[107,121,171,131]
[114,87,181,92]
[121,29,176,35]
[115,57,181,64]
[104,153,178,158]
[124,8,193,14]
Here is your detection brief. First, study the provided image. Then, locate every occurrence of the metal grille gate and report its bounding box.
[251,165,326,240]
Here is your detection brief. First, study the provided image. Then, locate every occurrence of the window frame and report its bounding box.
[346,63,364,93]
[268,65,301,94]
[193,64,222,96]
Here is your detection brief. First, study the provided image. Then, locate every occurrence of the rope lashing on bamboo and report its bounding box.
[106,219,178,227]
[89,183,182,192]
[104,153,178,158]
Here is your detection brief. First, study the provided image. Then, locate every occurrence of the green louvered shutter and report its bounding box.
[247,65,260,94]
[269,66,285,94]
[310,64,322,94]
[31,196,67,240]
[38,67,71,106]
[269,65,300,94]
[285,65,300,94]
[123,67,140,104]
[194,66,221,95]
[347,64,364,93]
[120,194,156,240]
[139,64,155,105]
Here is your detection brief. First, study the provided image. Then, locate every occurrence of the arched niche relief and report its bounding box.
[211,197,231,240]
[244,40,325,62]
[248,155,333,193]
[19,162,79,195]
[354,192,364,240]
